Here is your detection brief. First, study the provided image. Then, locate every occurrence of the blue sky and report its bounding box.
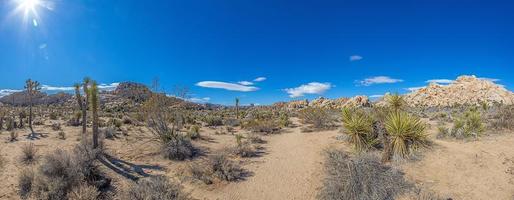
[0,0,513,105]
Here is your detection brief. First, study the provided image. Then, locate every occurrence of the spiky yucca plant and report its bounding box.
[385,111,427,160]
[341,108,376,152]
[385,93,406,111]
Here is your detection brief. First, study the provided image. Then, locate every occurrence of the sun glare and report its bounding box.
[18,0,41,14]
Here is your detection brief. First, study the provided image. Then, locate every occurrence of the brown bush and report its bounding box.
[298,107,337,130]
[20,143,38,165]
[124,176,189,200]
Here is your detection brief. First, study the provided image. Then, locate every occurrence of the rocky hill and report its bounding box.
[403,75,514,107]
[274,96,371,110]
[0,91,72,106]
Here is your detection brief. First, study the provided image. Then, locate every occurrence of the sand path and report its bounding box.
[193,127,340,200]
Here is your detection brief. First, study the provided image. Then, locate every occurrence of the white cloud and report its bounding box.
[41,85,74,91]
[284,82,332,98]
[253,77,266,82]
[196,81,259,92]
[0,89,22,98]
[39,43,47,49]
[97,83,120,91]
[369,94,384,98]
[426,79,453,84]
[358,76,403,86]
[189,97,211,103]
[238,81,254,86]
[478,77,500,82]
[349,55,363,61]
[406,86,426,92]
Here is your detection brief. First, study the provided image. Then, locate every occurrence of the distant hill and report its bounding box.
[403,75,514,107]
[0,91,72,106]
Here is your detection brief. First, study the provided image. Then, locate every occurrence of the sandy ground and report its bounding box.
[1,118,514,200]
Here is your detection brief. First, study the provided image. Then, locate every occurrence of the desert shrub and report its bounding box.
[21,143,38,165]
[385,111,428,160]
[223,118,240,127]
[318,150,411,200]
[278,112,291,128]
[341,108,377,152]
[9,131,18,142]
[58,131,66,140]
[442,109,484,139]
[67,112,82,127]
[204,115,223,127]
[489,105,514,130]
[232,136,259,158]
[162,135,197,161]
[243,118,280,134]
[102,126,117,139]
[297,107,336,129]
[51,123,62,131]
[67,184,100,200]
[109,118,123,129]
[190,153,246,184]
[124,176,189,200]
[18,168,34,199]
[385,93,406,111]
[122,116,134,125]
[6,117,15,131]
[187,125,200,140]
[33,119,44,126]
[247,134,265,144]
[18,141,106,200]
[49,112,58,120]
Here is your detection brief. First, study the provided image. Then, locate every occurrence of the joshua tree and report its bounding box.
[74,83,86,135]
[235,98,240,119]
[18,111,26,128]
[25,79,41,137]
[82,77,91,135]
[89,81,100,149]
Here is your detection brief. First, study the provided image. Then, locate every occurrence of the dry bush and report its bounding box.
[18,141,107,200]
[161,135,197,161]
[67,184,100,200]
[18,168,34,199]
[243,118,280,134]
[102,127,117,139]
[318,150,411,200]
[187,125,200,140]
[247,134,265,144]
[21,143,38,165]
[489,105,514,130]
[51,122,62,131]
[232,141,259,158]
[9,131,18,142]
[190,153,246,184]
[440,109,484,139]
[49,112,58,120]
[298,107,336,130]
[124,176,189,200]
[203,115,223,127]
[58,131,66,140]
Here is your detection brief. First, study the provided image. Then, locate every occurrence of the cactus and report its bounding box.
[89,81,100,149]
[24,79,41,137]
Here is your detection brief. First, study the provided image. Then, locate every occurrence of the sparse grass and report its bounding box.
[341,107,377,152]
[297,107,336,130]
[318,150,411,200]
[124,176,189,200]
[385,111,428,160]
[489,105,514,130]
[20,143,37,165]
[439,109,485,139]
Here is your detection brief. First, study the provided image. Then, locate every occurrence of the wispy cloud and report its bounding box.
[238,81,254,86]
[349,55,363,61]
[406,86,426,92]
[189,97,211,103]
[284,82,332,98]
[41,85,74,91]
[358,76,403,86]
[253,77,266,82]
[426,79,453,84]
[196,81,259,92]
[97,83,120,91]
[478,77,500,82]
[369,94,384,98]
[0,89,22,98]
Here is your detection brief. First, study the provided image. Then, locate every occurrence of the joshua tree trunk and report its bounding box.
[83,78,91,136]
[74,83,86,135]
[374,121,392,163]
[235,98,240,119]
[90,81,99,149]
[25,79,40,138]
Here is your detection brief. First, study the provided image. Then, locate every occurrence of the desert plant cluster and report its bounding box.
[0,77,513,200]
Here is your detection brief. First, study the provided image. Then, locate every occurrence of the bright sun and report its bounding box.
[18,0,41,13]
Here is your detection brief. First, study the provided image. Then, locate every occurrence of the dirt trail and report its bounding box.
[193,127,341,200]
